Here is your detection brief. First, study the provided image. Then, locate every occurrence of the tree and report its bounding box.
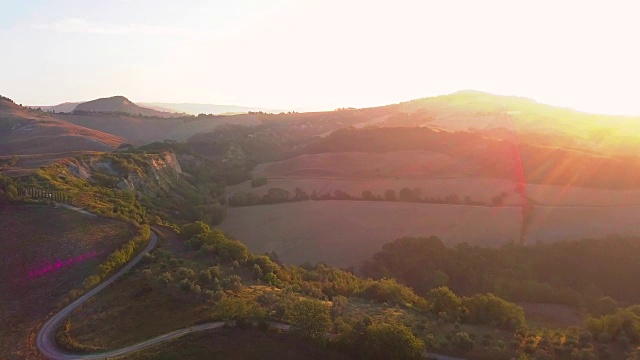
[463,293,525,329]
[399,187,413,201]
[384,189,396,201]
[293,187,309,201]
[287,299,331,340]
[426,286,463,319]
[215,297,262,322]
[261,187,290,204]
[363,322,425,360]
[362,190,375,200]
[179,221,211,240]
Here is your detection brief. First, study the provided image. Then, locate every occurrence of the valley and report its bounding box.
[3,90,640,359]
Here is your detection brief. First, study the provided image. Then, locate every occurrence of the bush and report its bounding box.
[463,293,525,329]
[426,287,464,319]
[364,322,424,359]
[251,176,268,188]
[287,298,331,340]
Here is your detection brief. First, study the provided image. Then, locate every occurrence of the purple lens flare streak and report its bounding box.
[26,251,98,279]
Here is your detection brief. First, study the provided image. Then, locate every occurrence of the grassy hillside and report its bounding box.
[394,90,640,155]
[0,97,123,156]
[54,112,262,144]
[301,127,640,189]
[0,206,134,360]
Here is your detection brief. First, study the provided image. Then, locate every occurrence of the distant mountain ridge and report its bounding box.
[31,102,81,113]
[139,102,284,115]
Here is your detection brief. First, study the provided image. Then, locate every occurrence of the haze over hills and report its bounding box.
[31,100,284,116]
[139,102,285,115]
[387,90,640,155]
[31,102,81,114]
[6,89,640,360]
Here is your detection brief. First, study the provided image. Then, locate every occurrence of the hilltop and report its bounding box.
[0,96,123,158]
[74,96,178,118]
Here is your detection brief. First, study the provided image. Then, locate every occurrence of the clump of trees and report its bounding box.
[0,175,19,204]
[362,235,640,307]
[229,187,309,206]
[333,315,425,360]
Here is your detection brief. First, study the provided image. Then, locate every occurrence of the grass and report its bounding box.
[65,226,214,349]
[118,327,355,360]
[0,205,134,360]
[65,226,264,349]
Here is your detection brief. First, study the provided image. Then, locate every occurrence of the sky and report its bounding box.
[1,0,639,114]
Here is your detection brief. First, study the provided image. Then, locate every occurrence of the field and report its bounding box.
[253,151,486,179]
[219,200,521,267]
[0,206,134,360]
[119,327,355,360]
[526,205,640,243]
[527,184,640,206]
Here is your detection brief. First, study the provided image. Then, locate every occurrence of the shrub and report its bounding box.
[251,176,268,188]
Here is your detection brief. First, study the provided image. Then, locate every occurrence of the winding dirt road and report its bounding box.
[35,228,463,360]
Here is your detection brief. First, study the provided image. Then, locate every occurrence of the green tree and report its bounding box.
[384,189,396,201]
[363,322,425,360]
[179,221,211,240]
[287,299,331,340]
[426,286,463,319]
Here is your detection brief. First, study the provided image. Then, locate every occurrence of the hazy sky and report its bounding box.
[1,0,639,114]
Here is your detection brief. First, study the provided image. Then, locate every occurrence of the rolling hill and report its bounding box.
[74,96,178,118]
[388,90,640,155]
[0,96,123,157]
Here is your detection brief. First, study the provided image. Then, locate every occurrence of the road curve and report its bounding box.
[37,231,160,359]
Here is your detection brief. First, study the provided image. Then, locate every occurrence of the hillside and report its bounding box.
[390,90,640,155]
[301,127,640,189]
[54,112,262,145]
[74,96,177,118]
[0,96,123,157]
[0,206,135,359]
